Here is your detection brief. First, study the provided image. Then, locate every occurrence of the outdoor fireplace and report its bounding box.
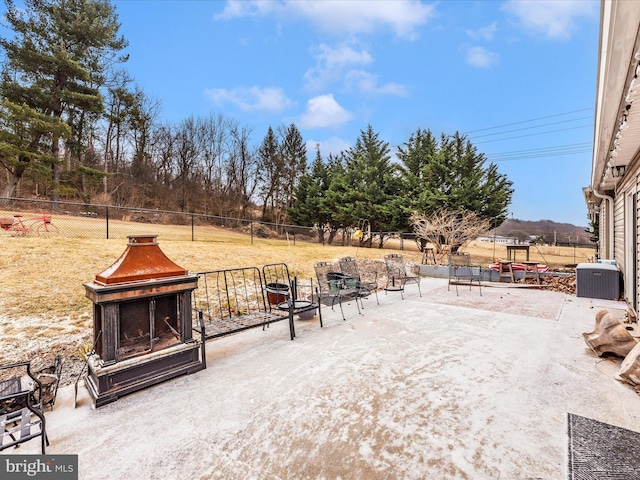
[84,235,205,407]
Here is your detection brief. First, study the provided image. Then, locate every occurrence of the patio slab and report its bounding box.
[5,277,639,479]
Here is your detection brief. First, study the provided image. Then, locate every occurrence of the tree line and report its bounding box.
[0,0,514,243]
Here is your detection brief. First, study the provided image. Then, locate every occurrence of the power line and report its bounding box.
[487,142,592,157]
[473,124,592,144]
[488,148,592,162]
[488,149,592,162]
[462,107,593,135]
[467,116,593,140]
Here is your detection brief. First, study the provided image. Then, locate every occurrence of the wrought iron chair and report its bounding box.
[338,256,379,307]
[0,361,49,454]
[262,263,320,326]
[314,261,360,320]
[383,253,422,299]
[448,252,482,296]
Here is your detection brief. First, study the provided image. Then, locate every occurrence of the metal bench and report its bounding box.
[192,266,310,343]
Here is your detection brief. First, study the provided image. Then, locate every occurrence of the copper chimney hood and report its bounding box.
[94,235,186,285]
[83,235,205,407]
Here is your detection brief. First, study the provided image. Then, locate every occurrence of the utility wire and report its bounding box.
[487,148,592,162]
[487,142,592,160]
[390,108,594,161]
[467,116,593,139]
[473,124,592,144]
[462,107,593,135]
[486,142,591,156]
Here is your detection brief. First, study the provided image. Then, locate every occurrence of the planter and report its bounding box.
[327,272,347,292]
[265,282,289,305]
[297,308,317,320]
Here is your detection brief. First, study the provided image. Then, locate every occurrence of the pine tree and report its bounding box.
[280,123,307,210]
[331,125,404,247]
[288,146,329,242]
[398,130,513,227]
[0,0,128,199]
[257,126,281,221]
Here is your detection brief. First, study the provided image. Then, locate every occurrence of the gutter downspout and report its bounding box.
[591,187,614,260]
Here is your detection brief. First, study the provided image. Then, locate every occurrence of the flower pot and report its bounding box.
[327,272,346,292]
[266,282,289,305]
[297,308,317,320]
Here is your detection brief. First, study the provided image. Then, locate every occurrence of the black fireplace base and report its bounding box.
[85,342,205,408]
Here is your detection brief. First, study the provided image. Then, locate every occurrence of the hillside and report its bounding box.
[494,219,594,246]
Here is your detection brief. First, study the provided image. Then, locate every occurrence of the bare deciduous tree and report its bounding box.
[410,209,492,255]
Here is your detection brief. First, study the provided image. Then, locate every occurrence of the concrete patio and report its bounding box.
[6,277,639,479]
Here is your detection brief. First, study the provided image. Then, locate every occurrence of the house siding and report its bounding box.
[613,171,640,311]
[614,191,624,266]
[590,1,640,314]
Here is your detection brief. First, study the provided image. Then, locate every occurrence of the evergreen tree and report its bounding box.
[330,125,405,247]
[288,146,329,242]
[280,123,307,211]
[398,130,513,227]
[257,126,281,221]
[0,0,128,199]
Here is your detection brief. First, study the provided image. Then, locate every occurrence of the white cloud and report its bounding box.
[299,94,353,129]
[501,0,598,39]
[466,22,498,41]
[304,43,407,95]
[216,0,435,39]
[466,46,500,68]
[215,0,276,20]
[345,70,408,96]
[304,43,373,91]
[204,86,293,112]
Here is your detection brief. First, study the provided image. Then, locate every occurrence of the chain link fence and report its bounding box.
[0,197,596,266]
[0,197,328,244]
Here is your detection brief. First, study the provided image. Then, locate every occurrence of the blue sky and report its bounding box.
[13,0,603,226]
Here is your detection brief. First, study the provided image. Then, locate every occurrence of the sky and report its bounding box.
[8,0,602,227]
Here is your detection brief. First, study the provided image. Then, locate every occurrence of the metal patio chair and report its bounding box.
[314,261,360,320]
[0,361,49,454]
[338,256,379,307]
[384,253,422,299]
[448,252,482,296]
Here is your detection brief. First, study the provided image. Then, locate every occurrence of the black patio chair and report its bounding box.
[338,256,379,307]
[0,361,49,454]
[383,253,422,299]
[448,252,482,296]
[314,261,360,320]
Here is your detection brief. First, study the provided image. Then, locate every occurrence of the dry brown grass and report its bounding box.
[0,222,595,374]
[0,227,417,368]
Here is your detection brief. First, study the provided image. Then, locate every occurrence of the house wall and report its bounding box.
[613,163,640,312]
[614,191,624,266]
[635,190,640,313]
[591,1,640,315]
